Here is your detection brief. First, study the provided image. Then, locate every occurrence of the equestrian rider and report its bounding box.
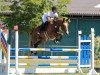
[41,6,58,31]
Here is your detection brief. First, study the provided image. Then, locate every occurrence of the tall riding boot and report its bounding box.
[42,21,48,31]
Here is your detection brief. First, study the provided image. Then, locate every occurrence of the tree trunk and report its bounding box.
[27,32,31,47]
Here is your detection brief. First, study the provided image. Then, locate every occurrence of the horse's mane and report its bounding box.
[53,18,63,25]
[56,18,68,23]
[56,18,63,21]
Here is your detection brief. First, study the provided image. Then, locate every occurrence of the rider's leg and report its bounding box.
[42,21,48,31]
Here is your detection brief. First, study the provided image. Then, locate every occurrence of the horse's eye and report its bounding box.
[55,26,57,28]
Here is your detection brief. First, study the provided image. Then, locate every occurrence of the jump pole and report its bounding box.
[88,28,98,75]
[3,29,8,63]
[14,25,22,75]
[0,25,2,63]
[78,30,83,73]
[7,45,10,75]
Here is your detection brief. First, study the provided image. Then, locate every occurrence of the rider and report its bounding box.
[41,6,58,31]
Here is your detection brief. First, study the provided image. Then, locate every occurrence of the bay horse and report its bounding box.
[31,18,69,48]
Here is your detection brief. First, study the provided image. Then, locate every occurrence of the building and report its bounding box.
[63,0,100,46]
[66,0,100,36]
[0,0,12,15]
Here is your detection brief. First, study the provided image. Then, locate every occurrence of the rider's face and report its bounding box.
[53,10,57,13]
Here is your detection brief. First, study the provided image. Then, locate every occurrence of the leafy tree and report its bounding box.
[1,0,70,47]
[94,36,100,58]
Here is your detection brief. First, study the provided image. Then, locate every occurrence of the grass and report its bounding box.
[2,59,100,75]
[24,73,88,75]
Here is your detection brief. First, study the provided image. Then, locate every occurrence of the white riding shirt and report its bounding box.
[42,11,58,23]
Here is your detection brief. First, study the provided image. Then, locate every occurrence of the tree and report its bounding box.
[94,36,100,58]
[2,0,70,47]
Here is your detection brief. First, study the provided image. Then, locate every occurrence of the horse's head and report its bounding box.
[54,18,69,35]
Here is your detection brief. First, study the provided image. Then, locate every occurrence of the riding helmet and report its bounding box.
[52,6,57,11]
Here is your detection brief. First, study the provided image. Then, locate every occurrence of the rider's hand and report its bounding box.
[47,17,52,22]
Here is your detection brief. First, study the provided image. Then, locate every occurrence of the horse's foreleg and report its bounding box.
[66,28,69,35]
[54,35,62,43]
[54,32,62,44]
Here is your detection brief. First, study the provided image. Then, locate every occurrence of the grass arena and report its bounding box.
[0,27,99,75]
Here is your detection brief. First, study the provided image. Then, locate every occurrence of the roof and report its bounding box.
[0,1,12,15]
[1,0,100,16]
[0,11,13,15]
[67,0,100,16]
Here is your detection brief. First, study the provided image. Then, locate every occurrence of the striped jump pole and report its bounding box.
[10,63,77,66]
[11,48,80,51]
[10,56,78,60]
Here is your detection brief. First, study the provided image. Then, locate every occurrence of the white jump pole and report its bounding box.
[88,28,98,75]
[7,45,10,75]
[78,31,83,73]
[15,30,18,72]
[13,25,22,75]
[0,28,2,63]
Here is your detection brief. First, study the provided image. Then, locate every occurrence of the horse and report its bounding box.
[31,18,69,48]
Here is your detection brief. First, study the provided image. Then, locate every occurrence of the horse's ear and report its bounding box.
[68,19,71,22]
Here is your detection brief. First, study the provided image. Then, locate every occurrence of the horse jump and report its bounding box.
[0,28,98,75]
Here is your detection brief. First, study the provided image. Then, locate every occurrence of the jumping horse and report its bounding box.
[31,18,69,48]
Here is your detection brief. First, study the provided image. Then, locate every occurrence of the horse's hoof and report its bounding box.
[56,41,59,44]
[66,32,69,35]
[54,40,60,44]
[31,51,37,55]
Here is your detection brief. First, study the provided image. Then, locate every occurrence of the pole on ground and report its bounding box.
[88,28,98,75]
